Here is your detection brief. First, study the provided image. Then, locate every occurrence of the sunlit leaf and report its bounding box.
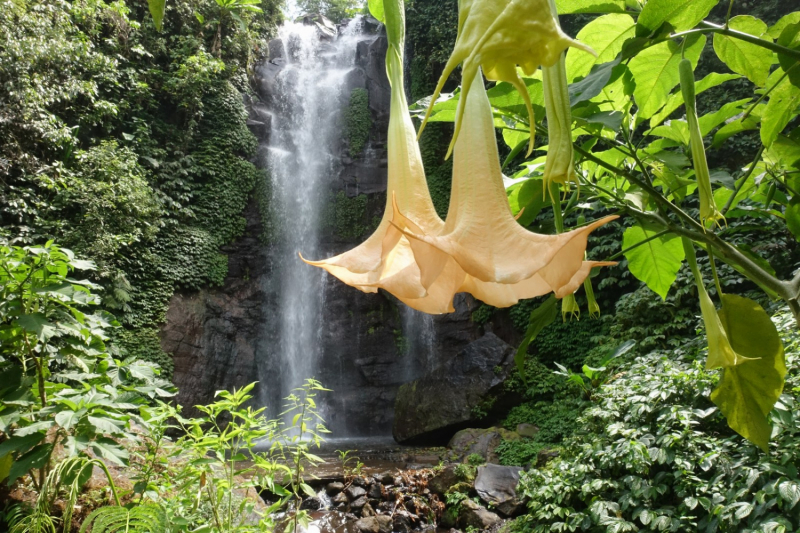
[628,34,705,120]
[636,0,719,37]
[712,295,786,452]
[147,0,166,31]
[712,16,773,87]
[623,225,684,299]
[565,14,635,83]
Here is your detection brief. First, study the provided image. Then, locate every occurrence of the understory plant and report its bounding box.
[511,311,800,533]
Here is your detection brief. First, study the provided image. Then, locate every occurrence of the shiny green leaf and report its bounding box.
[623,224,684,299]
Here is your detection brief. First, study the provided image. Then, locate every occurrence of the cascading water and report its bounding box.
[260,18,365,425]
[251,14,445,442]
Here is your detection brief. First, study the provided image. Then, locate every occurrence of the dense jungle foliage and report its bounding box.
[3,0,800,531]
[0,0,282,373]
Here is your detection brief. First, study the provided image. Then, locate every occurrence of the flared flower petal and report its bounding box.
[418,0,594,158]
[400,69,617,307]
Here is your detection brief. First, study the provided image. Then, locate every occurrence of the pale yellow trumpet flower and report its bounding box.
[301,47,454,312]
[399,69,617,307]
[417,0,594,158]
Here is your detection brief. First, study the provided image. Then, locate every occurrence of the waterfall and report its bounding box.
[259,18,365,425]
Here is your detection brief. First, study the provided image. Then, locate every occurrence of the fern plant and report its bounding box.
[79,504,168,533]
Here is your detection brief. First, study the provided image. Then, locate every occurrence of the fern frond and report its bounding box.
[7,503,58,533]
[79,503,167,533]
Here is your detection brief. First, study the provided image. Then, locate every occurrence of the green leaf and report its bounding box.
[565,14,635,83]
[8,443,54,484]
[777,23,800,88]
[16,313,57,342]
[649,72,740,128]
[15,420,54,437]
[91,437,130,466]
[368,0,384,23]
[712,16,773,87]
[514,296,558,380]
[629,34,705,120]
[768,11,800,39]
[147,0,166,31]
[0,432,45,459]
[622,225,685,299]
[569,59,622,106]
[507,179,550,226]
[711,295,786,452]
[56,410,81,430]
[636,0,719,37]
[761,68,800,147]
[555,0,626,14]
[0,453,11,483]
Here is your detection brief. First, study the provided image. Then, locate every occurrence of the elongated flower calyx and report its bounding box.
[680,58,725,228]
[400,69,617,308]
[682,238,754,369]
[542,0,579,198]
[417,0,594,158]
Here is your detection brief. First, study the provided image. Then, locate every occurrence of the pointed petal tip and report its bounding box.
[298,252,325,266]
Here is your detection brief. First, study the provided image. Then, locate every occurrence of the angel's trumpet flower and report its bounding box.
[301,15,456,314]
[400,69,617,307]
[417,0,594,158]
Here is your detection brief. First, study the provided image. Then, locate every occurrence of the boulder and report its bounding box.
[517,423,539,438]
[332,492,349,507]
[428,465,466,495]
[351,496,368,511]
[254,59,285,102]
[393,333,516,443]
[475,464,525,517]
[361,502,376,517]
[376,515,393,533]
[299,496,324,511]
[448,427,521,464]
[392,512,413,533]
[368,482,383,500]
[355,516,380,533]
[458,499,502,530]
[346,485,367,500]
[246,119,269,141]
[326,481,345,495]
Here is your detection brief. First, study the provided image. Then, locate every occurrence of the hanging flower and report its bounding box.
[417,0,594,158]
[301,45,454,312]
[399,68,617,308]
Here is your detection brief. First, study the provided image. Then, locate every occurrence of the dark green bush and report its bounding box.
[511,313,800,533]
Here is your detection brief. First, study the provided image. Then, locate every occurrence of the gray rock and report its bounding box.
[376,515,393,533]
[361,502,376,517]
[246,119,269,141]
[393,334,516,443]
[326,481,345,495]
[267,38,283,60]
[333,492,349,506]
[448,427,521,464]
[344,67,367,93]
[392,512,412,533]
[517,423,539,438]
[351,496,368,510]
[537,448,560,467]
[355,516,380,533]
[346,485,367,500]
[300,496,324,511]
[458,499,502,530]
[475,464,524,517]
[254,59,285,102]
[368,482,383,500]
[429,465,468,495]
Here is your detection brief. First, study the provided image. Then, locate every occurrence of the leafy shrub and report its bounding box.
[512,313,800,533]
[346,88,371,157]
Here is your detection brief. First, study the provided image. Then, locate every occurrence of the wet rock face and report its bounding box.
[163,16,489,438]
[393,334,517,444]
